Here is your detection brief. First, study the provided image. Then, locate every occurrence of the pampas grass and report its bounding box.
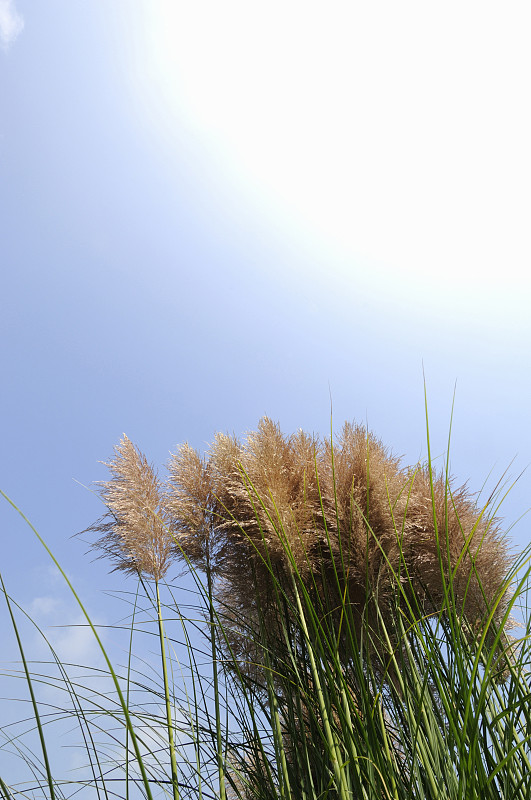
[1,407,529,799]
[167,417,513,689]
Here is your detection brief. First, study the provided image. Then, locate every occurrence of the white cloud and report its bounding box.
[27,588,106,668]
[29,595,61,616]
[0,0,24,48]
[48,613,104,666]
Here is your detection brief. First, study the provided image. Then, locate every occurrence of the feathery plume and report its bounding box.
[85,435,174,582]
[84,435,182,800]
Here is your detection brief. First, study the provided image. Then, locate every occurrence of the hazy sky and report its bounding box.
[1,0,530,730]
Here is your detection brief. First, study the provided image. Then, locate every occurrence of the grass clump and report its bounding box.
[1,409,529,799]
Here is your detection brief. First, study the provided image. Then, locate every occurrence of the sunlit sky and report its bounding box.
[1,0,530,733]
[129,1,531,313]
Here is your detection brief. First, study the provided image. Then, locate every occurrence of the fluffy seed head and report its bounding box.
[85,435,174,582]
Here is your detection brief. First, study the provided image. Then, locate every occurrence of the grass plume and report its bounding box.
[85,434,174,582]
[84,435,181,800]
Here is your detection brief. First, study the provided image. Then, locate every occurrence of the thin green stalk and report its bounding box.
[125,583,141,800]
[206,553,226,800]
[156,581,181,800]
[171,521,278,795]
[165,583,205,800]
[0,489,156,800]
[3,593,111,800]
[1,572,56,800]
[254,564,293,800]
[289,573,351,800]
[0,776,14,800]
[265,660,293,800]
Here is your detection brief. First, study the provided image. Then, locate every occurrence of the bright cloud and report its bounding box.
[29,595,61,616]
[28,588,106,668]
[50,614,103,665]
[0,0,23,48]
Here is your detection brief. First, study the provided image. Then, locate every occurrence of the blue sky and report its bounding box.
[1,0,530,727]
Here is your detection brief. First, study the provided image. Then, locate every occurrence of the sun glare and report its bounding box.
[123,1,530,314]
